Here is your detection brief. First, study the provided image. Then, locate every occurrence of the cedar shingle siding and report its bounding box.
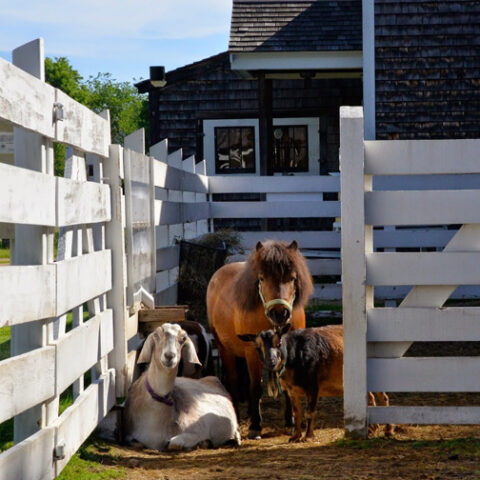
[149,52,362,172]
[230,0,362,52]
[375,0,480,139]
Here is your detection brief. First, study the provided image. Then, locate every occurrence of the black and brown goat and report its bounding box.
[239,325,393,442]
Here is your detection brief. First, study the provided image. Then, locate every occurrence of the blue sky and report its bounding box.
[0,0,232,83]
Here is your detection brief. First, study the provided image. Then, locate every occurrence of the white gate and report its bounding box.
[341,106,480,437]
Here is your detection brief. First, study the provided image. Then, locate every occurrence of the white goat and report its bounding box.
[124,323,241,451]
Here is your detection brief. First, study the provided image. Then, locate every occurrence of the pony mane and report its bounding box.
[235,240,313,312]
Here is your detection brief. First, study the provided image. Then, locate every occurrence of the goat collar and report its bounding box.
[145,377,174,406]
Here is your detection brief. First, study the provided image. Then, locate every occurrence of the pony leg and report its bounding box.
[216,341,240,414]
[374,392,395,437]
[245,348,263,439]
[368,392,378,436]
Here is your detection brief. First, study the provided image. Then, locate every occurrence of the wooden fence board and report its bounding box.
[0,265,56,327]
[156,246,180,272]
[367,307,480,341]
[209,175,339,193]
[55,311,113,393]
[369,406,480,425]
[56,178,111,227]
[365,139,480,176]
[54,89,110,157]
[365,190,480,226]
[54,370,115,475]
[0,163,56,226]
[0,426,55,480]
[241,228,453,250]
[313,283,342,300]
[307,258,341,276]
[239,231,340,249]
[155,284,178,306]
[368,357,480,392]
[211,201,340,219]
[154,201,210,225]
[0,346,55,424]
[56,250,112,315]
[0,57,55,139]
[366,252,480,286]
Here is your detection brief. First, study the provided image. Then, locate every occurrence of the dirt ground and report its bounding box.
[91,393,480,480]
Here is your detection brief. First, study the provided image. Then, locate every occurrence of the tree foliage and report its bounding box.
[45,57,148,174]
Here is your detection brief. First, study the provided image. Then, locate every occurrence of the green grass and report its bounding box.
[0,326,10,361]
[57,439,126,480]
[0,247,9,260]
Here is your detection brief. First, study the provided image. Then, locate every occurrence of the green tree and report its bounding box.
[85,73,148,145]
[45,57,90,104]
[45,57,148,175]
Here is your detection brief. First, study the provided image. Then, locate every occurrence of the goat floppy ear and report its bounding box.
[181,336,201,368]
[137,333,156,364]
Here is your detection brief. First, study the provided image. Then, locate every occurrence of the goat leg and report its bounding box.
[288,391,303,443]
[283,391,293,428]
[167,433,203,451]
[304,391,318,440]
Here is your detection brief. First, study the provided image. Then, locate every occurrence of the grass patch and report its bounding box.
[0,247,10,260]
[57,438,126,480]
[306,303,342,313]
[0,326,10,361]
[0,420,13,452]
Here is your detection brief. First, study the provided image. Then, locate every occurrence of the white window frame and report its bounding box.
[203,117,320,176]
[203,119,260,176]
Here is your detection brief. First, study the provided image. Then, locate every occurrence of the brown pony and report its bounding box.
[207,240,313,438]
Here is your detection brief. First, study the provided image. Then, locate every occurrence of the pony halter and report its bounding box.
[258,280,296,321]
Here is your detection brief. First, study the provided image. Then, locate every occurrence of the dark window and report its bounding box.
[214,127,255,174]
[273,125,308,173]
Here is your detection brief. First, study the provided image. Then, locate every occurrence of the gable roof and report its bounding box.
[229,0,362,53]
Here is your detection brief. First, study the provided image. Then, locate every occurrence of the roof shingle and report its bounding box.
[229,0,362,52]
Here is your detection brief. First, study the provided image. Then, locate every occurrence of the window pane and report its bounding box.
[215,126,256,173]
[241,127,255,170]
[273,125,308,172]
[216,128,230,171]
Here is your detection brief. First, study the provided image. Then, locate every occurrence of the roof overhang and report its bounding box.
[230,50,362,73]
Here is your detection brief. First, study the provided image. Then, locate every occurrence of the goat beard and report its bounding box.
[267,370,281,399]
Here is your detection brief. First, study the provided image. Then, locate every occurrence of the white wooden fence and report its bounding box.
[3,37,480,477]
[341,106,480,438]
[0,39,115,479]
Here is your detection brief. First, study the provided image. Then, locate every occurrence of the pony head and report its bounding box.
[235,240,313,327]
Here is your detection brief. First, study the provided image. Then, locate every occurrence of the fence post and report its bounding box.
[104,145,130,397]
[10,38,55,443]
[340,106,370,438]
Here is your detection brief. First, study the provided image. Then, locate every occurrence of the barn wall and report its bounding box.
[375,0,480,140]
[149,53,362,172]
